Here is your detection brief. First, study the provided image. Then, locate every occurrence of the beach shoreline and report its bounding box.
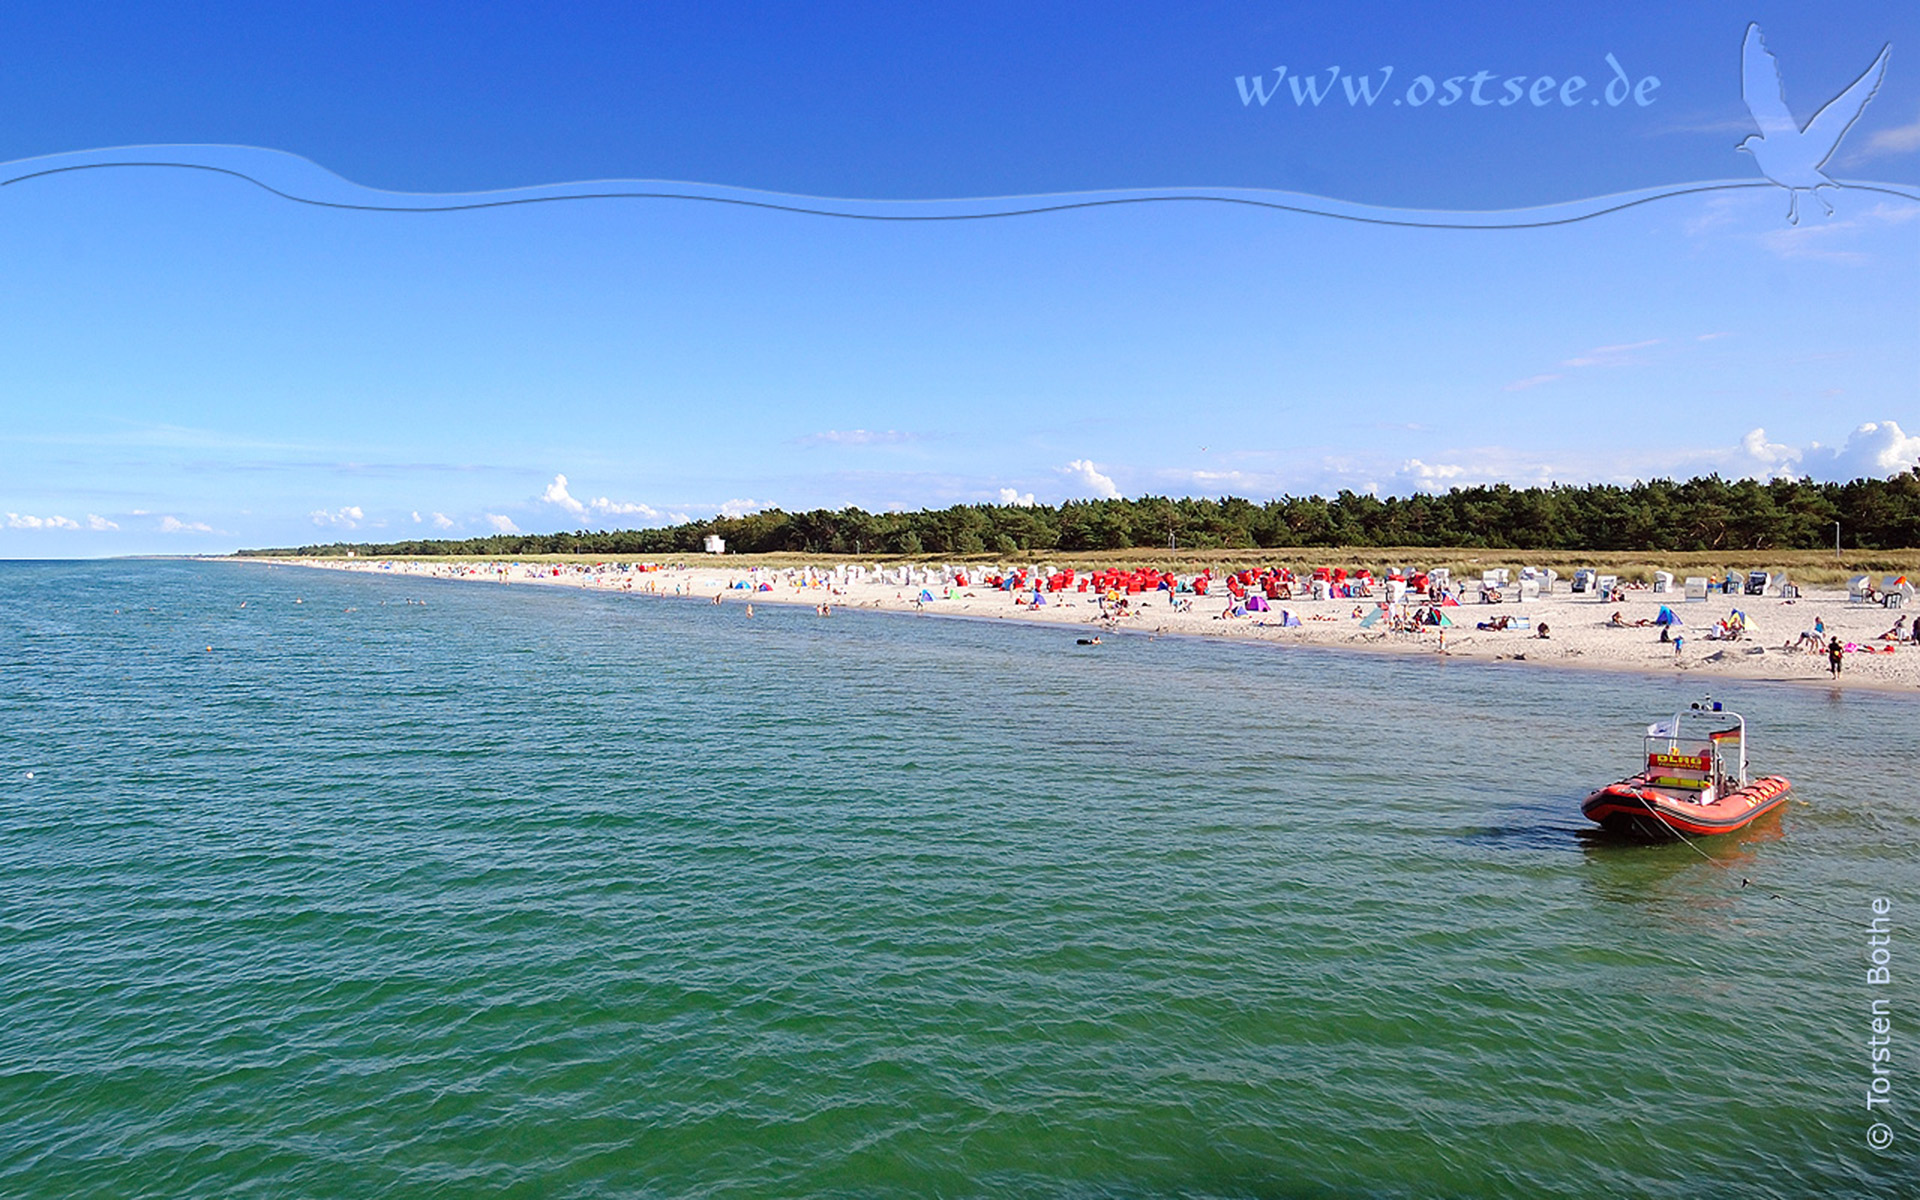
[245,556,1920,694]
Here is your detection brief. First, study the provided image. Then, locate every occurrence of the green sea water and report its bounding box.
[2,559,1916,1198]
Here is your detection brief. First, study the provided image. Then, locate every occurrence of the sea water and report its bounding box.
[2,559,1915,1198]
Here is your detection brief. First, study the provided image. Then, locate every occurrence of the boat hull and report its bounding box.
[1581,774,1792,839]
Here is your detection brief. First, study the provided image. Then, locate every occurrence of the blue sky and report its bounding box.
[1,2,1917,554]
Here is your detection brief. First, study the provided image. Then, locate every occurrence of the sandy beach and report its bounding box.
[258,556,1920,692]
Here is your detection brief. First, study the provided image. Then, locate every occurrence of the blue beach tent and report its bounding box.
[1654,605,1681,626]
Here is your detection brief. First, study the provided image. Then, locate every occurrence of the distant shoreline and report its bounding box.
[242,556,1920,696]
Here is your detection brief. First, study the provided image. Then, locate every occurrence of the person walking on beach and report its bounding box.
[1828,636,1844,677]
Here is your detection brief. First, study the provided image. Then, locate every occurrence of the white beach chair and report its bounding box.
[1684,577,1709,602]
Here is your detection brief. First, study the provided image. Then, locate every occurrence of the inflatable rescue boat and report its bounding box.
[1582,700,1792,839]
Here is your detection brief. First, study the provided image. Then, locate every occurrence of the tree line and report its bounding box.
[254,471,1920,559]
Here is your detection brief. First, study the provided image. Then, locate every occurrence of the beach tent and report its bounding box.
[1654,605,1682,626]
[1245,594,1269,612]
[1276,609,1302,627]
[918,589,935,602]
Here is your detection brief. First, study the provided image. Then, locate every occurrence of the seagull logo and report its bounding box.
[1738,23,1890,224]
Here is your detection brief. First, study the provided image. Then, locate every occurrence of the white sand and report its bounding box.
[270,557,1920,692]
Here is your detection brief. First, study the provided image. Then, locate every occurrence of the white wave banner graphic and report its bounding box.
[3,145,1917,229]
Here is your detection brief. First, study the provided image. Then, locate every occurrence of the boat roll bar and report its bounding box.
[1649,696,1748,788]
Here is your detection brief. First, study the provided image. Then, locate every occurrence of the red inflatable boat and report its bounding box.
[1582,701,1792,839]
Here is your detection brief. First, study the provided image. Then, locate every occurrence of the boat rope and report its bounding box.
[1657,816,1852,923]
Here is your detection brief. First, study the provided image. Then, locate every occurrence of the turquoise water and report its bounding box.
[2,559,1915,1198]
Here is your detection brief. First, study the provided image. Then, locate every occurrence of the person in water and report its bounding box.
[1828,636,1844,677]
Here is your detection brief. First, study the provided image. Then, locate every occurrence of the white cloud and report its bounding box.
[1187,469,1264,490]
[799,429,916,446]
[1656,115,1765,137]
[1396,459,1467,492]
[158,516,215,533]
[432,512,455,529]
[1561,339,1661,369]
[411,511,422,523]
[718,498,767,519]
[997,488,1036,507]
[1819,421,1920,481]
[591,496,662,519]
[1062,459,1121,499]
[485,514,519,533]
[1757,202,1918,264]
[5,512,81,530]
[1139,425,1915,500]
[543,475,669,524]
[1505,336,1681,392]
[310,506,365,529]
[1504,373,1562,392]
[541,474,588,517]
[1718,428,1803,480]
[1759,224,1871,265]
[1683,195,1744,238]
[1605,422,1918,485]
[87,514,118,531]
[1853,107,1920,161]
